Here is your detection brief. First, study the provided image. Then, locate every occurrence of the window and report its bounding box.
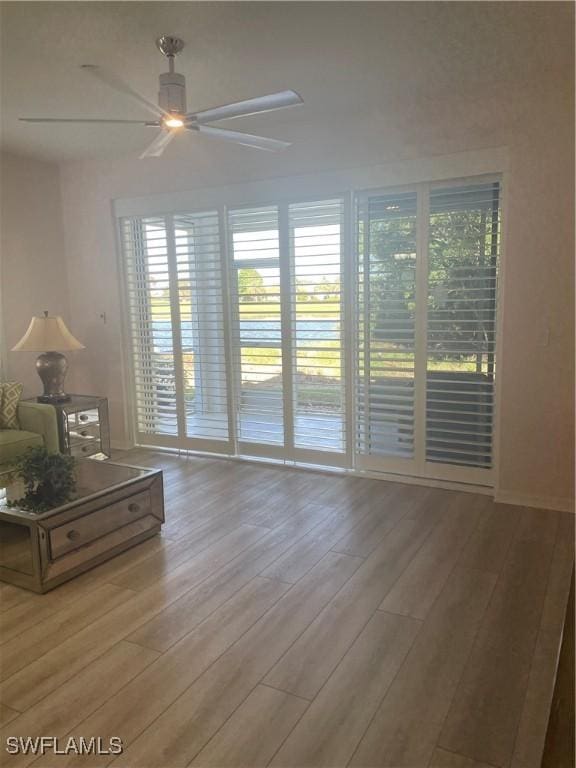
[120,176,500,484]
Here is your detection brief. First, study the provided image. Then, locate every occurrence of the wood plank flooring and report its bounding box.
[0,448,573,768]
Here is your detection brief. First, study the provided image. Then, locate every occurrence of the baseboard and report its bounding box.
[494,491,575,513]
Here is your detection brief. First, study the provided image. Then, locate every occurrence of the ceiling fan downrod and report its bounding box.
[156,36,186,114]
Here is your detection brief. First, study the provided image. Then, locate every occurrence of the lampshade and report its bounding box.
[12,314,85,352]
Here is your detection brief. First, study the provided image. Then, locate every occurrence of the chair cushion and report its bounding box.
[0,430,43,465]
[0,382,24,429]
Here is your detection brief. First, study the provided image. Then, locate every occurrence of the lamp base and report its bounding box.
[36,351,70,403]
[37,393,71,404]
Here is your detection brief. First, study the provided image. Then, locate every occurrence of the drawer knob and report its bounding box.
[66,529,80,541]
[82,446,89,452]
[79,414,89,422]
[128,502,140,514]
[80,430,88,437]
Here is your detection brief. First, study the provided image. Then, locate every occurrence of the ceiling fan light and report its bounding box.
[165,116,184,128]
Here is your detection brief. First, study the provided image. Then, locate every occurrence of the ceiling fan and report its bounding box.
[19,35,303,158]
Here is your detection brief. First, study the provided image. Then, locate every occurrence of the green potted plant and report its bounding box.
[8,447,77,513]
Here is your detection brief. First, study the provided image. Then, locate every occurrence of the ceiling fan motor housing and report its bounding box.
[158,72,186,115]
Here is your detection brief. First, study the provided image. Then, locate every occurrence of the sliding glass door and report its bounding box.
[229,206,285,455]
[357,190,418,473]
[425,183,499,480]
[174,212,230,445]
[120,176,500,484]
[356,179,500,484]
[228,199,347,464]
[290,200,346,458]
[121,211,231,453]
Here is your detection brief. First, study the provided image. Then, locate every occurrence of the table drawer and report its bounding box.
[44,515,160,584]
[70,439,101,458]
[68,408,100,426]
[49,489,152,558]
[70,423,101,440]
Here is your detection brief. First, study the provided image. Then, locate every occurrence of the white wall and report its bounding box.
[0,152,74,396]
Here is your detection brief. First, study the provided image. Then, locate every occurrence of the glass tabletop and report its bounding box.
[0,460,153,518]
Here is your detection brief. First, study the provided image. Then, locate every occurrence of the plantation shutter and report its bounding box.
[122,216,178,436]
[426,182,500,469]
[121,211,229,446]
[228,206,284,448]
[120,174,499,481]
[289,199,346,455]
[356,191,418,463]
[173,211,229,443]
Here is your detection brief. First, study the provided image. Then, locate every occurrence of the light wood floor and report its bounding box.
[1,449,573,768]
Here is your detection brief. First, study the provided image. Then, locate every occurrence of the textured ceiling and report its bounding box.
[0,1,572,163]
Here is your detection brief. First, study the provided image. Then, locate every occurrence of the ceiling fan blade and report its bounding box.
[193,125,290,152]
[19,117,158,124]
[189,90,303,124]
[140,129,176,159]
[81,64,167,120]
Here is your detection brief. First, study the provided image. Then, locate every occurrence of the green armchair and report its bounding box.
[0,402,59,468]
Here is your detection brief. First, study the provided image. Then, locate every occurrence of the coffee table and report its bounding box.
[0,460,164,593]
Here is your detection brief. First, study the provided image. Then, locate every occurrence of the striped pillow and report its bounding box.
[0,382,23,429]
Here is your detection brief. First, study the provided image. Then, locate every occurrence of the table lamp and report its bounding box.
[12,311,85,403]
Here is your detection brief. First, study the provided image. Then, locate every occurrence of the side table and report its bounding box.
[24,395,111,460]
